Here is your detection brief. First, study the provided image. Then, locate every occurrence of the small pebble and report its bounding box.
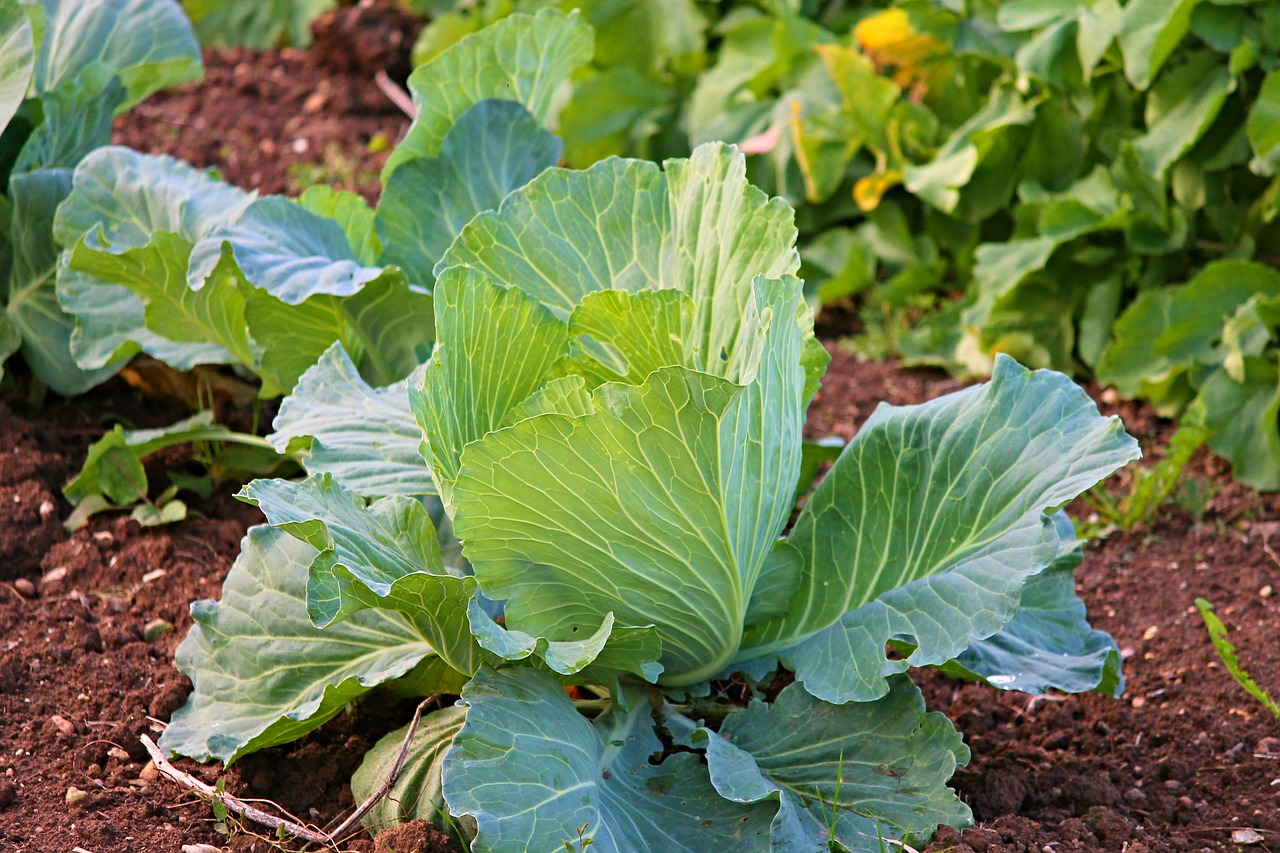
[41,566,67,584]
[13,578,34,598]
[143,619,174,642]
[139,762,160,783]
[182,844,223,853]
[1142,625,1159,641]
[65,786,88,805]
[38,500,55,521]
[142,569,166,584]
[107,746,130,762]
[1232,829,1264,845]
[48,715,75,738]
[1261,585,1274,600]
[92,531,114,546]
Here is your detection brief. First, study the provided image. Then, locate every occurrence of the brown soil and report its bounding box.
[2,42,1277,853]
[310,1,421,83]
[112,47,412,205]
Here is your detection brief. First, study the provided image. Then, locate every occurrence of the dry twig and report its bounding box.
[139,735,332,846]
[375,70,417,119]
[322,695,438,843]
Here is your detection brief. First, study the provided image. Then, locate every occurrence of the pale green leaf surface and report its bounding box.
[268,343,433,497]
[1188,356,1280,491]
[239,474,484,677]
[452,277,810,687]
[298,185,379,266]
[183,0,335,50]
[1078,0,1122,78]
[560,288,697,387]
[453,368,744,686]
[376,99,561,288]
[188,196,395,304]
[6,168,120,393]
[1133,55,1234,178]
[63,233,255,370]
[240,270,435,392]
[33,0,201,110]
[1247,70,1280,176]
[946,512,1123,696]
[442,157,668,314]
[383,8,593,179]
[53,148,256,372]
[1117,0,1199,90]
[160,526,441,764]
[12,65,123,173]
[0,0,33,133]
[414,265,570,507]
[442,667,775,853]
[740,355,1138,703]
[695,677,970,852]
[505,374,595,423]
[441,144,813,392]
[1097,260,1280,395]
[54,147,255,250]
[467,603,663,682]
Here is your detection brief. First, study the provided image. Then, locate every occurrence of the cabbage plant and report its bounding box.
[161,142,1139,852]
[0,0,202,393]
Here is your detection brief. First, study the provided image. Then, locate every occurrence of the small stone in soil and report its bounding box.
[13,578,34,597]
[48,714,75,738]
[65,786,88,805]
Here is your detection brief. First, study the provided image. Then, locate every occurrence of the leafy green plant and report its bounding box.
[1195,597,1280,721]
[0,0,202,395]
[160,140,1138,851]
[1082,422,1208,536]
[62,411,294,530]
[55,8,588,521]
[1100,259,1280,490]
[181,0,335,49]
[414,0,1280,492]
[409,0,708,168]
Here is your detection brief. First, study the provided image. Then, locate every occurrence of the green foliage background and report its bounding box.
[403,0,1280,488]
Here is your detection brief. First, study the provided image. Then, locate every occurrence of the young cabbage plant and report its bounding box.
[53,8,590,398]
[0,0,202,394]
[162,142,1139,853]
[56,9,589,524]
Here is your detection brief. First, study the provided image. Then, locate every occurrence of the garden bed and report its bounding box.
[1,46,1278,853]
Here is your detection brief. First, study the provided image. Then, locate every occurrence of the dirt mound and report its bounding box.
[311,0,421,83]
